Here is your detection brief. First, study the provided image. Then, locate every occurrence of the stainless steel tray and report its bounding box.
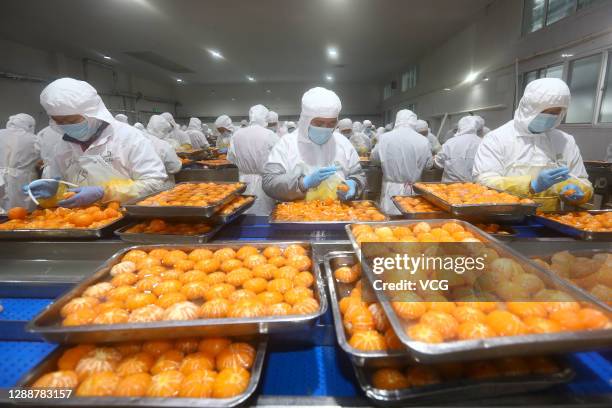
[211,195,256,224]
[0,216,126,240]
[196,160,236,169]
[534,210,612,241]
[413,182,539,223]
[114,222,225,244]
[15,339,267,407]
[345,219,612,363]
[471,223,519,241]
[324,251,411,367]
[269,200,389,228]
[391,195,449,220]
[353,357,574,406]
[27,241,328,344]
[124,182,247,218]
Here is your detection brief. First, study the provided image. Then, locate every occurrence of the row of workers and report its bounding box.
[0,77,595,217]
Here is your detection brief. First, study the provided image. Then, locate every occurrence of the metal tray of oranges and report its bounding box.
[413,182,539,223]
[533,210,612,241]
[27,241,328,344]
[324,251,411,367]
[14,338,267,407]
[352,356,574,406]
[391,195,449,220]
[124,182,247,219]
[114,222,225,245]
[268,200,389,227]
[345,219,612,363]
[211,195,256,224]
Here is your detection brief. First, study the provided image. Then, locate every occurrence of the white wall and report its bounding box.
[0,39,179,131]
[380,0,612,160]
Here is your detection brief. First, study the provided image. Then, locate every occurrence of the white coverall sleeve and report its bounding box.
[344,144,367,198]
[262,140,306,202]
[163,147,182,175]
[369,144,381,166]
[433,143,449,170]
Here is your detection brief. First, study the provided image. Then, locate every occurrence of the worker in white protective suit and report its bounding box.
[133,122,145,131]
[115,114,129,124]
[370,109,433,214]
[266,111,280,135]
[415,119,441,154]
[185,117,210,149]
[349,121,371,156]
[240,120,248,128]
[434,116,482,182]
[371,126,386,147]
[285,121,296,133]
[145,115,182,188]
[36,126,63,170]
[214,115,234,153]
[337,118,353,138]
[440,123,458,145]
[227,105,280,215]
[473,78,593,209]
[263,87,366,202]
[385,123,393,131]
[473,115,485,137]
[27,78,167,207]
[363,119,373,138]
[161,112,191,149]
[0,114,40,213]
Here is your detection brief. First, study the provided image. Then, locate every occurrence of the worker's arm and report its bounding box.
[164,148,182,175]
[345,144,367,198]
[548,140,593,204]
[261,142,306,202]
[370,143,381,166]
[433,143,449,170]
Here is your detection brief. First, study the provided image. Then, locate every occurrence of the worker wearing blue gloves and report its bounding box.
[26,179,104,208]
[263,87,365,202]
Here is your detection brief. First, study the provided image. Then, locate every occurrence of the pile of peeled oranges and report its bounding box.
[218,196,255,215]
[137,183,244,207]
[0,203,122,230]
[415,182,534,205]
[351,222,482,243]
[59,244,320,326]
[393,196,444,213]
[540,211,612,232]
[31,337,255,398]
[273,199,386,222]
[370,356,562,390]
[126,219,213,236]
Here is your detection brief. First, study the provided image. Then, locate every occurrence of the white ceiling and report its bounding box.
[0,0,493,85]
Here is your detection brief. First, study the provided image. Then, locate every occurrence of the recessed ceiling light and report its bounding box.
[444,88,452,91]
[207,49,224,59]
[483,77,489,81]
[327,47,338,59]
[247,76,256,82]
[266,89,272,93]
[231,97,236,101]
[561,53,574,58]
[325,74,334,82]
[176,78,183,83]
[103,55,111,60]
[465,72,478,83]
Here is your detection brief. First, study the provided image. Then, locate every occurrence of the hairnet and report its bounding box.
[352,121,363,133]
[285,121,296,129]
[40,77,114,123]
[115,114,128,123]
[515,78,570,136]
[414,119,429,133]
[250,105,269,127]
[147,115,172,138]
[160,112,177,127]
[188,117,202,130]
[240,119,248,126]
[6,113,36,133]
[133,122,145,131]
[363,120,372,128]
[265,110,278,125]
[394,110,418,129]
[337,118,352,131]
[215,115,233,130]
[473,115,485,131]
[455,116,480,137]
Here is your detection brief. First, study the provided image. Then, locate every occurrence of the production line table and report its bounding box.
[0,216,610,407]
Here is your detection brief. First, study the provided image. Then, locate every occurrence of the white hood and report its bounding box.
[6,113,35,133]
[455,116,480,138]
[188,117,202,130]
[147,114,173,139]
[250,105,269,127]
[394,109,418,130]
[515,78,570,137]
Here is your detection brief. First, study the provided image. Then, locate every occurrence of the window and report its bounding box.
[565,54,603,123]
[401,66,418,91]
[522,64,563,95]
[523,0,604,33]
[599,52,612,122]
[546,0,575,25]
[578,0,605,9]
[523,0,546,33]
[383,83,393,100]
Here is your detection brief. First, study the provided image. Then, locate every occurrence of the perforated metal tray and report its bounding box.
[114,222,224,244]
[391,195,449,219]
[0,216,126,240]
[534,210,612,241]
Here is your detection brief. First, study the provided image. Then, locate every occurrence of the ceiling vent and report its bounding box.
[124,51,194,73]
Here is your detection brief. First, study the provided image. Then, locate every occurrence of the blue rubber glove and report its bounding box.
[560,183,585,202]
[531,167,570,193]
[303,166,337,190]
[57,186,104,208]
[22,178,59,199]
[218,148,228,154]
[337,179,358,201]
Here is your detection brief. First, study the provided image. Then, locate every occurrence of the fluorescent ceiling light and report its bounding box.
[444,88,452,91]
[327,47,338,59]
[103,55,111,60]
[465,72,478,83]
[207,49,224,59]
[247,76,256,82]
[266,89,272,93]
[561,53,574,58]
[325,74,334,82]
[483,77,489,81]
[176,78,183,83]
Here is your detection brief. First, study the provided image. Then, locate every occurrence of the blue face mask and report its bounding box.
[528,113,559,134]
[308,125,334,145]
[58,120,92,141]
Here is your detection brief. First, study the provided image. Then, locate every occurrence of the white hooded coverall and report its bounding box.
[227,105,280,215]
[263,87,366,202]
[145,115,182,188]
[370,109,433,215]
[349,122,372,156]
[0,114,40,213]
[434,116,482,182]
[215,115,234,150]
[185,117,210,149]
[40,78,168,204]
[473,78,592,205]
[161,112,191,148]
[415,119,442,154]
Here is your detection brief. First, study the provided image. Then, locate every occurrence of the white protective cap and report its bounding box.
[147,114,173,138]
[352,121,363,133]
[40,77,114,123]
[455,116,480,137]
[377,127,385,135]
[385,123,393,131]
[414,119,429,133]
[240,119,248,126]
[265,110,278,125]
[6,113,36,133]
[133,122,145,131]
[473,115,485,132]
[363,119,372,128]
[515,78,570,136]
[215,114,233,131]
[115,114,128,123]
[188,117,202,130]
[285,121,296,129]
[250,105,269,127]
[160,112,177,127]
[337,118,352,131]
[394,109,418,129]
